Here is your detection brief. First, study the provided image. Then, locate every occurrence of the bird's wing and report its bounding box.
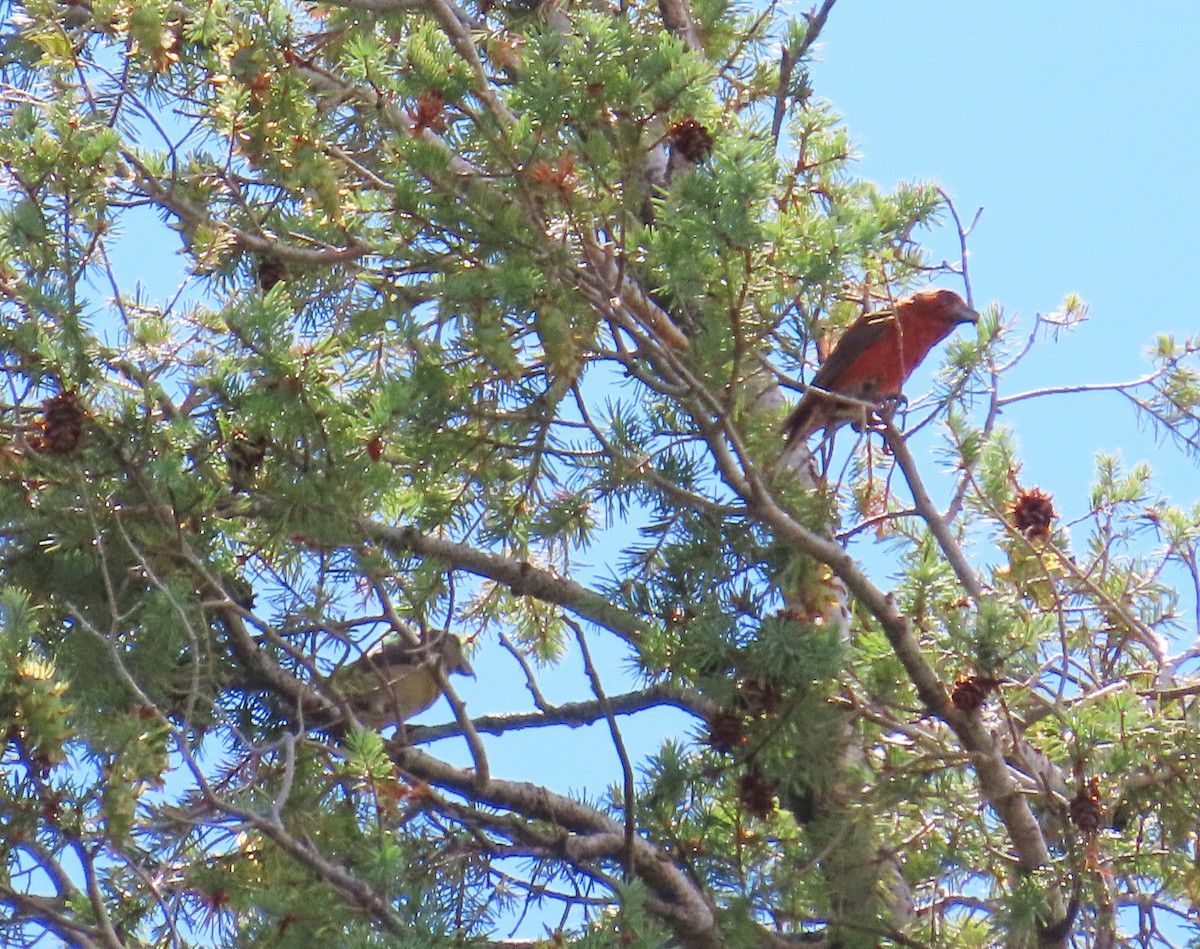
[805,307,895,391]
[331,642,440,726]
[355,640,429,675]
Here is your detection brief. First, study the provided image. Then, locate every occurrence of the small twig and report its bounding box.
[936,187,982,307]
[771,0,837,147]
[77,845,124,949]
[998,378,1158,408]
[498,631,554,711]
[568,617,637,880]
[835,506,919,543]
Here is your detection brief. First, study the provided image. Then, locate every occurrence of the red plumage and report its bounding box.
[782,289,979,448]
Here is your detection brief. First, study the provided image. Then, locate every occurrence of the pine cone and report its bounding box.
[32,391,85,456]
[667,119,714,164]
[705,710,747,754]
[1069,777,1103,835]
[409,90,447,135]
[950,675,1003,713]
[257,257,286,291]
[737,769,776,819]
[1011,487,1055,539]
[226,430,268,491]
[735,678,784,718]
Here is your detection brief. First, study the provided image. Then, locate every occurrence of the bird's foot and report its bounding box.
[862,396,908,445]
[848,396,907,437]
[876,394,908,423]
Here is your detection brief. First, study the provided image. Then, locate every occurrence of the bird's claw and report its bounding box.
[876,395,907,423]
[871,396,910,455]
[853,396,907,437]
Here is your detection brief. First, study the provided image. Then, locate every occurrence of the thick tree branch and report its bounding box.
[393,746,722,948]
[882,421,984,599]
[363,519,652,646]
[657,0,703,53]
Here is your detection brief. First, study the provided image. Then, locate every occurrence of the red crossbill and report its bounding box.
[783,289,979,447]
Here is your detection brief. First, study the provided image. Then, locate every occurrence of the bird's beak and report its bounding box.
[956,302,981,325]
[457,657,476,678]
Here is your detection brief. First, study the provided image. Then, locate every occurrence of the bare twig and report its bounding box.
[414,683,712,741]
[568,617,637,879]
[936,187,982,307]
[771,0,838,147]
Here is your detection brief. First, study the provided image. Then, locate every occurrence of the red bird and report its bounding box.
[783,289,979,448]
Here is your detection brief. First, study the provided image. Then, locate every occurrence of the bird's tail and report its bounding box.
[781,394,821,458]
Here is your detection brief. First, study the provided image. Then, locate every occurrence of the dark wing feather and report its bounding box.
[354,640,427,672]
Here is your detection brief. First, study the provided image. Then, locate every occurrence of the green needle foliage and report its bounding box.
[1,0,1200,947]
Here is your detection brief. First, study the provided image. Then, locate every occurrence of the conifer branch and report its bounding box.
[363,519,652,646]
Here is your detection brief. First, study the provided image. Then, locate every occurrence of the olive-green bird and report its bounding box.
[317,633,474,731]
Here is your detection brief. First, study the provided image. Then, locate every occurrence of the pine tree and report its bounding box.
[1,0,1200,946]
